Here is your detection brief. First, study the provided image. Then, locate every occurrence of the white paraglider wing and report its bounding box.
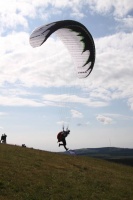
[29,20,95,78]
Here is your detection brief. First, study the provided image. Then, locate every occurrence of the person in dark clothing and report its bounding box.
[57,128,70,151]
[0,133,7,144]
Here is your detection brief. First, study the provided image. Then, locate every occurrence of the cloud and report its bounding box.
[96,114,113,125]
[85,121,90,125]
[115,15,133,31]
[1,0,133,34]
[0,1,29,34]
[103,113,133,120]
[86,0,133,18]
[85,1,133,31]
[0,112,8,116]
[0,27,133,109]
[128,98,133,111]
[0,32,72,87]
[43,93,108,108]
[71,109,83,118]
[96,113,133,125]
[0,95,43,107]
[0,126,4,129]
[77,121,90,126]
[57,120,69,126]
[0,0,84,34]
[91,32,133,109]
[0,0,133,111]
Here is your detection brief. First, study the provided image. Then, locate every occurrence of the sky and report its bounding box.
[0,0,133,152]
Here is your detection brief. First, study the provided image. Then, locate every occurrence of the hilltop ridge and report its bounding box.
[63,147,133,166]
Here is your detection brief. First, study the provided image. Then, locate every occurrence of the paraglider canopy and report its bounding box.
[29,20,95,79]
[29,20,96,128]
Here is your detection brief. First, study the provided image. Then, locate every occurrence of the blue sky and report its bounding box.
[0,0,133,151]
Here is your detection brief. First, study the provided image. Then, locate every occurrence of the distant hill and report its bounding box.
[63,147,133,166]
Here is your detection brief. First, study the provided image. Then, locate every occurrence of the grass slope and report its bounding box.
[0,144,133,200]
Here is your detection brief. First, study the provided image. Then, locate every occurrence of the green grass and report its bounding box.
[0,144,133,200]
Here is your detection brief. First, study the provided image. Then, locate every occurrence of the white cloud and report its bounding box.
[115,15,133,31]
[128,98,133,111]
[96,114,113,125]
[85,121,90,125]
[0,112,8,116]
[71,109,83,118]
[57,120,69,126]
[77,121,90,126]
[0,1,132,33]
[0,95,43,107]
[85,0,133,30]
[0,0,133,111]
[112,0,133,18]
[96,113,133,125]
[91,32,133,109]
[104,113,133,120]
[90,88,111,101]
[0,0,133,34]
[43,93,108,108]
[0,27,133,109]
[0,32,133,109]
[0,1,29,33]
[0,0,84,33]
[86,0,133,18]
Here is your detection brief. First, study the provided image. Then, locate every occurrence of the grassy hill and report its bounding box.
[0,144,133,200]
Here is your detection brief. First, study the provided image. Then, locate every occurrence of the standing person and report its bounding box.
[0,134,3,143]
[57,128,70,151]
[1,133,7,144]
